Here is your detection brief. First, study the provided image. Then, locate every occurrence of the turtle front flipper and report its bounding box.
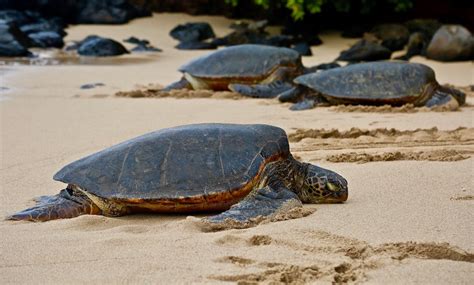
[425,86,466,110]
[161,77,192,91]
[199,186,312,231]
[229,80,293,98]
[6,189,101,222]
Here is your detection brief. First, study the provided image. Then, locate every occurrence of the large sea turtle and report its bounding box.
[8,124,348,229]
[164,44,305,98]
[276,61,466,110]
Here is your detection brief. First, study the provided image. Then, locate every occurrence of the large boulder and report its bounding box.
[426,25,474,62]
[0,23,31,57]
[77,36,129,56]
[371,24,410,51]
[405,19,441,40]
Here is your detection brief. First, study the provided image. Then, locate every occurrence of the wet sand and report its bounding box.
[1,13,473,284]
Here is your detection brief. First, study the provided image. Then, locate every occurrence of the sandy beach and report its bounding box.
[1,13,473,284]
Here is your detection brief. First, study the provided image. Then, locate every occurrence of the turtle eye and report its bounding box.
[326,182,339,192]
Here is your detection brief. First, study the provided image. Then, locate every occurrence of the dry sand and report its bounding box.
[1,13,473,284]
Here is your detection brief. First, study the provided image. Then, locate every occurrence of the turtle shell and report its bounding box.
[179,44,301,79]
[295,61,438,106]
[53,124,289,204]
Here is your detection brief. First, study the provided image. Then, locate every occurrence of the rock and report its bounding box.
[265,35,294,47]
[131,44,162,52]
[20,19,67,37]
[80,83,105,89]
[405,19,441,40]
[306,62,341,73]
[371,24,410,51]
[169,22,215,43]
[123,36,162,53]
[426,25,474,62]
[77,36,128,56]
[0,10,33,26]
[394,32,427,61]
[76,0,150,24]
[28,31,64,48]
[175,41,217,50]
[0,23,31,57]
[123,36,150,45]
[336,39,392,62]
[292,42,312,56]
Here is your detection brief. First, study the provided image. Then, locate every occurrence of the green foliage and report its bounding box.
[225,0,414,20]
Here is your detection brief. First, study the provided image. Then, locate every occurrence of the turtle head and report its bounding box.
[300,164,348,203]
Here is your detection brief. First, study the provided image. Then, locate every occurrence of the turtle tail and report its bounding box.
[6,188,101,222]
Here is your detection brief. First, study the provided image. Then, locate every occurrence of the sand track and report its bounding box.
[289,127,474,163]
[210,230,473,284]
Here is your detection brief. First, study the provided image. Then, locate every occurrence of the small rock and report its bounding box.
[292,42,312,56]
[80,83,105,89]
[170,22,215,43]
[175,41,217,50]
[77,36,128,56]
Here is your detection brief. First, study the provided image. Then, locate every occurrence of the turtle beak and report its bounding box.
[323,182,348,203]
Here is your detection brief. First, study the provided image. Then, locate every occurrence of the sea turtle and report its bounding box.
[164,44,305,98]
[276,61,466,110]
[7,124,348,229]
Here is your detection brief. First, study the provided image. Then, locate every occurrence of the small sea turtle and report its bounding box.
[164,44,305,98]
[278,61,466,110]
[7,124,348,229]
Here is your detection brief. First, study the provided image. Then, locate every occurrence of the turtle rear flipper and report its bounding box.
[199,185,308,231]
[425,86,466,109]
[7,189,101,222]
[229,80,293,98]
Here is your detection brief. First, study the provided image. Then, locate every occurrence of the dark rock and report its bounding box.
[292,42,312,56]
[80,83,105,89]
[75,0,150,24]
[337,39,392,62]
[0,23,31,57]
[222,30,268,46]
[306,62,341,73]
[394,32,427,61]
[123,36,162,52]
[304,34,323,46]
[405,19,441,40]
[20,20,67,37]
[426,25,474,62]
[0,10,33,26]
[123,36,149,45]
[170,22,215,43]
[371,24,410,51]
[265,35,294,47]
[131,44,162,52]
[77,36,129,56]
[175,41,217,50]
[28,31,64,48]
